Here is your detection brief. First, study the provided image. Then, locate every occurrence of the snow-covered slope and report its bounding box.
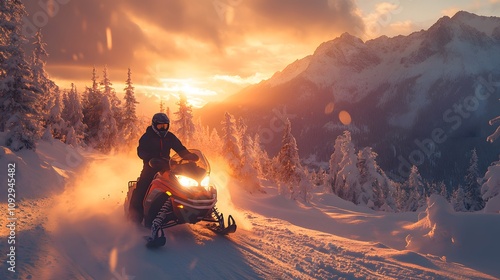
[0,138,499,279]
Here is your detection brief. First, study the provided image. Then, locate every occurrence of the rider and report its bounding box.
[129,112,198,225]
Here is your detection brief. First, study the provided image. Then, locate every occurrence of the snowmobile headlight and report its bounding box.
[200,176,210,188]
[175,175,198,188]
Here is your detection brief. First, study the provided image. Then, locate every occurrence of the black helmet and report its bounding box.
[152,113,170,137]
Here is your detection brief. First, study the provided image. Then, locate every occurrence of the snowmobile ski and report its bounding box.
[144,235,166,248]
[144,228,166,249]
[206,214,237,235]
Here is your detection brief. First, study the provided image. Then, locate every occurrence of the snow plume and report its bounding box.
[405,194,500,276]
[209,156,253,231]
[45,151,143,278]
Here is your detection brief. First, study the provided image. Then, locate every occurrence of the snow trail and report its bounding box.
[1,147,499,279]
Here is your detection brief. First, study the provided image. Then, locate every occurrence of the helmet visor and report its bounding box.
[156,123,169,130]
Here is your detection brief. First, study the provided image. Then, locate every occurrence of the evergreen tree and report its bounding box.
[208,128,222,157]
[173,93,195,145]
[313,167,327,191]
[253,133,274,180]
[221,112,241,173]
[404,165,425,211]
[328,132,347,195]
[464,149,484,211]
[438,181,448,199]
[357,147,395,211]
[31,29,58,124]
[296,167,313,203]
[252,133,267,178]
[44,90,66,140]
[62,83,85,146]
[336,131,361,203]
[82,67,103,145]
[275,118,302,199]
[0,0,42,151]
[95,94,118,153]
[159,98,165,113]
[121,68,140,146]
[100,66,122,132]
[451,185,467,212]
[394,182,408,212]
[236,118,261,192]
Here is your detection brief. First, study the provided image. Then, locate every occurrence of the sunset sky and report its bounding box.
[22,0,500,115]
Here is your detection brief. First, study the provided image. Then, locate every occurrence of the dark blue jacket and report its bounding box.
[137,126,187,177]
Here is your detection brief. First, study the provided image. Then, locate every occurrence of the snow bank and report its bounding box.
[481,162,500,213]
[406,194,500,277]
[0,135,85,200]
[484,195,500,213]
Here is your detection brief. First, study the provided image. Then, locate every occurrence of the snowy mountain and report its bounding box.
[200,11,500,184]
[1,134,500,279]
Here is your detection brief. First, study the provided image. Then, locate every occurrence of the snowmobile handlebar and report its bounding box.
[148,157,170,170]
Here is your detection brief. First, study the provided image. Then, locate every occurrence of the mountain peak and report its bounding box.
[451,10,479,21]
[313,32,364,56]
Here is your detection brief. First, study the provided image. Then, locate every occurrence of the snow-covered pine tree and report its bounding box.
[464,148,485,211]
[44,90,66,140]
[236,117,261,193]
[275,118,302,199]
[335,131,361,204]
[438,181,448,199]
[451,185,467,212]
[191,118,205,149]
[252,133,272,179]
[357,147,395,211]
[95,94,118,153]
[159,98,165,113]
[100,66,122,132]
[393,182,407,212]
[173,93,195,146]
[328,132,346,195]
[481,157,500,213]
[31,29,58,125]
[0,0,43,150]
[82,67,103,145]
[62,83,85,146]
[208,127,222,157]
[313,167,327,190]
[121,68,140,146]
[221,112,241,174]
[296,167,313,202]
[404,165,426,212]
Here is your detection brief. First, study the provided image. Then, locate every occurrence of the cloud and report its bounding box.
[21,0,364,112]
[358,1,406,39]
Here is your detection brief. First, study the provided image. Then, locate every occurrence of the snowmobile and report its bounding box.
[125,149,236,248]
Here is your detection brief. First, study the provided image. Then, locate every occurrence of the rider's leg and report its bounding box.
[129,171,155,224]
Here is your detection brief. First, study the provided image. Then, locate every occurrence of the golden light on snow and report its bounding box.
[339,110,352,125]
[324,102,335,115]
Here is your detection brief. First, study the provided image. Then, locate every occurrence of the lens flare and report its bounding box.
[339,110,352,125]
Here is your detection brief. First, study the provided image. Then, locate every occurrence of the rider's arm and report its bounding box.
[170,134,199,161]
[178,149,199,161]
[137,134,153,161]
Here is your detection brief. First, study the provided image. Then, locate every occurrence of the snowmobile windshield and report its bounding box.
[169,149,210,181]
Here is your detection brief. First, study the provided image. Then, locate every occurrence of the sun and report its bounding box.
[159,78,217,108]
